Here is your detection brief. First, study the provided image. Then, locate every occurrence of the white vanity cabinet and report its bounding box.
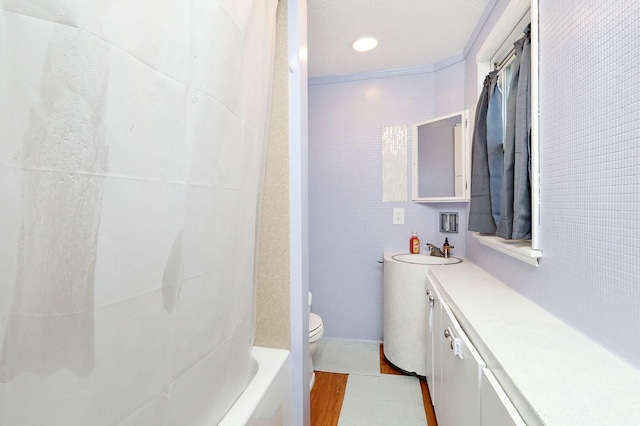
[437,301,485,426]
[426,262,640,425]
[424,284,438,397]
[427,270,522,426]
[481,369,526,426]
[425,281,442,408]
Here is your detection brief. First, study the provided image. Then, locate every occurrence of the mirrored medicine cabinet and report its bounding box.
[411,110,470,203]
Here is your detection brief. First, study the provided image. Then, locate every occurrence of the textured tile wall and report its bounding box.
[308,69,467,341]
[464,0,640,368]
[256,0,291,350]
[539,0,640,366]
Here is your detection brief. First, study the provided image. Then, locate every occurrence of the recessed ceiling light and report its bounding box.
[352,37,378,52]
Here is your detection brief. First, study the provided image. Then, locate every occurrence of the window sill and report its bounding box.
[473,233,542,266]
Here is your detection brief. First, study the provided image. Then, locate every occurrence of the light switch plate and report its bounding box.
[393,208,405,225]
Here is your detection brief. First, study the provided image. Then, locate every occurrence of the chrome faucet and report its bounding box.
[426,243,444,257]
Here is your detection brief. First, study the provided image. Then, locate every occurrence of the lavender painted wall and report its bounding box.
[308,70,466,340]
[463,0,640,369]
[434,60,466,117]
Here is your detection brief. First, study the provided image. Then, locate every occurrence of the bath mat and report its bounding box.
[338,374,427,426]
[313,338,380,375]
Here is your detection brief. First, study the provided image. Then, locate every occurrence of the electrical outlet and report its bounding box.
[393,208,405,225]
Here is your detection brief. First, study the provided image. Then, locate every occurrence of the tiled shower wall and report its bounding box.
[256,0,291,350]
[0,1,277,424]
[464,0,640,368]
[308,70,467,340]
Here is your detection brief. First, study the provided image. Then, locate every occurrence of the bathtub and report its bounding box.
[218,346,292,426]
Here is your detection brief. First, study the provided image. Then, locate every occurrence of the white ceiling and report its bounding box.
[307,0,493,79]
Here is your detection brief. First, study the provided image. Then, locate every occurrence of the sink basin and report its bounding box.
[391,253,462,265]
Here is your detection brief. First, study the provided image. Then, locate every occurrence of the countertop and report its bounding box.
[428,260,640,425]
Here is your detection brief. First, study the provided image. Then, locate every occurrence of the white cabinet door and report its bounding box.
[425,276,442,408]
[481,369,526,426]
[439,302,485,426]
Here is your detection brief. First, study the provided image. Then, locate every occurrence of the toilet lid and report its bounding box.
[309,312,323,335]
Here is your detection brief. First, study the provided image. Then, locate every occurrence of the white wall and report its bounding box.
[0,1,278,424]
[288,0,311,424]
[464,0,640,369]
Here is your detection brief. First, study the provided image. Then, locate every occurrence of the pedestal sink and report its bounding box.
[383,251,461,377]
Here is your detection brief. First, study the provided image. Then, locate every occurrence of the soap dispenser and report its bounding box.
[442,238,454,258]
[410,231,420,254]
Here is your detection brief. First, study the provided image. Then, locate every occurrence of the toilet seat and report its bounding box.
[308,310,324,392]
[309,312,324,341]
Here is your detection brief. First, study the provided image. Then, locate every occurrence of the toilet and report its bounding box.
[308,292,324,390]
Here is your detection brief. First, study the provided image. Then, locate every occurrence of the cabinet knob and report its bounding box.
[444,328,452,339]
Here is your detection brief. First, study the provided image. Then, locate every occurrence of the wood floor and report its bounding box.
[310,344,437,425]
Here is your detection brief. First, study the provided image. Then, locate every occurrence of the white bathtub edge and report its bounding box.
[218,346,292,426]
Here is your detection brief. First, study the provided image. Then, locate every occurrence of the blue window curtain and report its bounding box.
[486,74,504,226]
[469,25,531,239]
[468,71,500,234]
[497,25,532,239]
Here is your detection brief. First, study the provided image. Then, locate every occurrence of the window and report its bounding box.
[492,12,531,144]
[472,0,541,266]
[495,56,514,139]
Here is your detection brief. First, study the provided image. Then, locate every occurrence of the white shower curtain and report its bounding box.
[0,1,278,424]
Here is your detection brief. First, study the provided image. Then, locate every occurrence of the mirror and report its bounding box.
[412,110,470,202]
